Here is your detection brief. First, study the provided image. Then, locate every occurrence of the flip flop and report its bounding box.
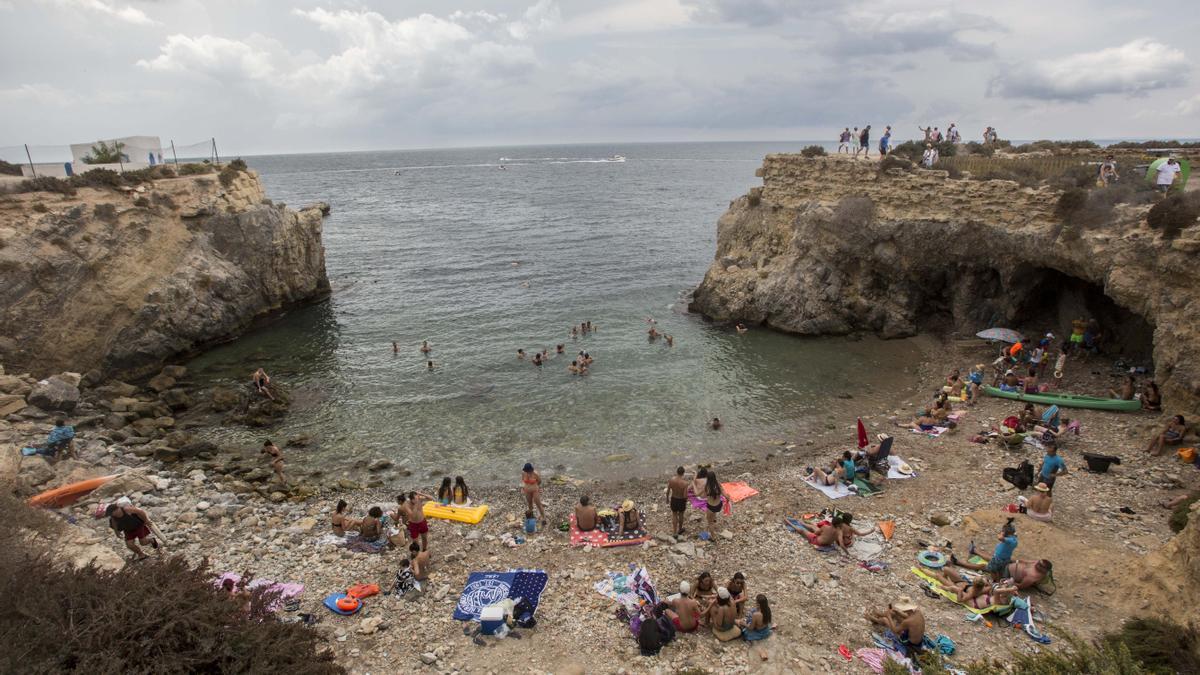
[837,644,853,661]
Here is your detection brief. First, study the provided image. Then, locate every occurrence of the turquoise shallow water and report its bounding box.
[186,142,923,480]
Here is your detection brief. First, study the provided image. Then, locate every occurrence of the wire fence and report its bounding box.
[0,137,224,178]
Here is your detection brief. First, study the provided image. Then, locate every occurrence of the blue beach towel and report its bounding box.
[322,592,362,615]
[454,569,548,622]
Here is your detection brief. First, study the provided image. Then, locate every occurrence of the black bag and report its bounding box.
[1003,460,1034,490]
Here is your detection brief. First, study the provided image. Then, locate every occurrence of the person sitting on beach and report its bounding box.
[1000,369,1020,392]
[409,541,431,581]
[1023,367,1040,394]
[833,511,876,549]
[389,494,410,533]
[709,587,742,641]
[952,518,1018,579]
[897,409,937,431]
[1017,403,1038,432]
[618,500,642,535]
[738,594,773,641]
[420,340,431,354]
[666,582,701,632]
[790,516,841,547]
[575,495,598,531]
[637,606,666,656]
[347,506,388,552]
[1142,381,1162,411]
[1147,415,1187,456]
[1020,482,1053,521]
[521,463,548,523]
[37,419,76,460]
[331,499,360,536]
[1005,559,1053,590]
[727,572,748,615]
[1109,374,1135,400]
[709,417,723,431]
[252,368,274,400]
[735,323,748,334]
[864,596,925,657]
[806,458,848,486]
[692,572,718,616]
[261,439,286,484]
[930,395,954,425]
[393,558,420,595]
[436,477,453,506]
[452,476,471,506]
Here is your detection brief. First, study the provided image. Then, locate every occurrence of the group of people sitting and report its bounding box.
[637,571,773,656]
[572,495,646,536]
[805,434,896,490]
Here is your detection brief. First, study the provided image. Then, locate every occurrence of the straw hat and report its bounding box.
[893,596,918,613]
[619,499,635,512]
[896,462,914,476]
[1034,482,1050,492]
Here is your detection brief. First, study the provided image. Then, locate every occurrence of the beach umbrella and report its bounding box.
[856,418,868,449]
[976,328,1023,343]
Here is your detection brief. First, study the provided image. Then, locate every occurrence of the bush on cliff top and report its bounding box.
[0,159,22,176]
[800,145,827,157]
[1147,192,1200,240]
[0,495,342,675]
[1107,139,1200,150]
[889,140,957,164]
[1011,139,1101,154]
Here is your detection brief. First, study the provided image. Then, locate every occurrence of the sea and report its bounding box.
[186,142,924,482]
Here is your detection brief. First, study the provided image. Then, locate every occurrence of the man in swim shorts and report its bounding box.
[106,502,159,560]
[667,582,701,632]
[865,596,925,657]
[667,466,689,536]
[406,490,432,551]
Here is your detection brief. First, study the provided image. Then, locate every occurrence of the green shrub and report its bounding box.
[0,495,342,674]
[92,203,118,222]
[178,163,213,176]
[0,159,22,176]
[228,157,248,171]
[1147,192,1200,239]
[1102,617,1200,673]
[123,165,176,183]
[800,145,827,157]
[877,154,913,175]
[963,141,994,157]
[17,176,76,195]
[1107,140,1200,150]
[218,164,240,187]
[80,140,128,164]
[1012,140,1101,154]
[69,168,124,191]
[1169,494,1198,533]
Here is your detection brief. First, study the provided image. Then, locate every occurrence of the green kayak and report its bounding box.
[982,386,1142,412]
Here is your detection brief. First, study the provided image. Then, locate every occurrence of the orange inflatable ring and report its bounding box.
[335,596,360,612]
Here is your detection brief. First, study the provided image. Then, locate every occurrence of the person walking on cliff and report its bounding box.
[851,127,861,157]
[879,127,892,156]
[858,126,872,158]
[838,128,852,154]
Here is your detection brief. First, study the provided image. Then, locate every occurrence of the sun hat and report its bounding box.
[619,499,634,512]
[1034,482,1050,492]
[717,586,731,600]
[893,596,918,613]
[896,462,914,475]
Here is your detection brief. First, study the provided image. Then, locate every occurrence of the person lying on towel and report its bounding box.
[864,597,925,657]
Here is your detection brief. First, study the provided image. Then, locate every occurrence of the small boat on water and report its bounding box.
[608,155,625,162]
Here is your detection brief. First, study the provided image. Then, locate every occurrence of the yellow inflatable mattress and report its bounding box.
[422,502,488,524]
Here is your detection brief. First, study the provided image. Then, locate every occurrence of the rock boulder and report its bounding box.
[27,376,80,412]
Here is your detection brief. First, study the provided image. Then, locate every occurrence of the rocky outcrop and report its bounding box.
[0,170,329,379]
[692,155,1200,412]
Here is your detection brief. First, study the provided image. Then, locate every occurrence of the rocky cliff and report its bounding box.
[0,170,329,379]
[692,155,1200,413]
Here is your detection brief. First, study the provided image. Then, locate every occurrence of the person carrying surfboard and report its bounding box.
[106,502,160,561]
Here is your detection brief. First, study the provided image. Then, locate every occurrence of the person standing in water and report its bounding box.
[420,340,431,354]
[667,467,689,536]
[252,368,274,400]
[261,439,285,484]
[521,462,547,524]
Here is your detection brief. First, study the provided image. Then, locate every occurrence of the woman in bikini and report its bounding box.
[331,499,360,536]
[1142,381,1162,411]
[521,462,547,523]
[739,594,773,641]
[726,573,748,615]
[692,467,709,498]
[692,571,718,617]
[452,476,471,506]
[1147,415,1187,456]
[436,477,453,506]
[702,471,729,535]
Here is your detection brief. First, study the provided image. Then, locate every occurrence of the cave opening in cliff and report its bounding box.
[1011,268,1155,365]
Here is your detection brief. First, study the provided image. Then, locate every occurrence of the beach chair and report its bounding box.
[868,436,894,474]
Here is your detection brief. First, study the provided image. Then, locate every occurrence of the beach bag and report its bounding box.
[513,597,537,628]
[1003,461,1034,490]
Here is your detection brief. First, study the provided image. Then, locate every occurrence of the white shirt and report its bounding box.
[1156,162,1181,185]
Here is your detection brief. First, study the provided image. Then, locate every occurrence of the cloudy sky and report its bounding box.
[2,0,1197,155]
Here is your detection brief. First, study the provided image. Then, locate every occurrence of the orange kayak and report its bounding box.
[28,474,120,508]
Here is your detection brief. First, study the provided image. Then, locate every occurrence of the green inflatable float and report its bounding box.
[1145,157,1190,192]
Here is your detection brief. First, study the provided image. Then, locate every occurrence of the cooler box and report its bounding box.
[479,606,507,635]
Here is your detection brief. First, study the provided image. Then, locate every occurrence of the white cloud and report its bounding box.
[39,0,156,25]
[682,0,816,26]
[830,8,1001,60]
[0,83,76,106]
[137,35,276,81]
[990,39,1189,102]
[1176,94,1200,116]
[507,0,560,40]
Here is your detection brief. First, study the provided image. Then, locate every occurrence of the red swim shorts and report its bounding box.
[407,520,429,539]
[124,524,151,541]
[672,616,698,633]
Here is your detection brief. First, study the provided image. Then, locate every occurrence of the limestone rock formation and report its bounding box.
[0,170,329,379]
[692,155,1200,412]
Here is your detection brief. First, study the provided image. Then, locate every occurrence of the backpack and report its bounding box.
[1003,460,1034,490]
